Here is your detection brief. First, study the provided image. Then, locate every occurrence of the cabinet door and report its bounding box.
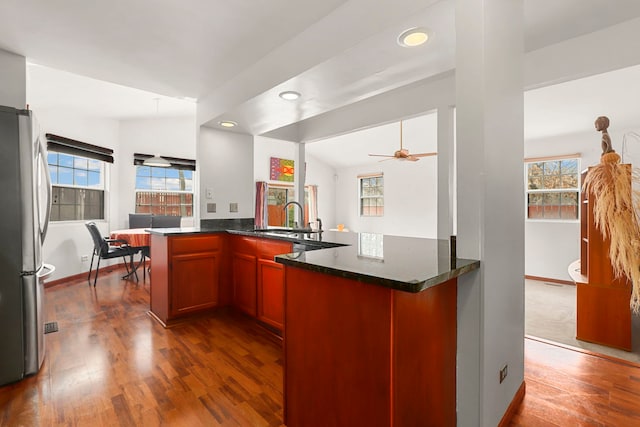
[257,259,284,330]
[171,252,220,317]
[232,252,257,316]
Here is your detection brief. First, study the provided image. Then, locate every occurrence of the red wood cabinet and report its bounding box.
[284,266,457,426]
[150,233,292,330]
[577,166,632,350]
[231,235,291,330]
[232,252,257,316]
[231,236,257,316]
[171,251,220,317]
[150,234,222,326]
[257,239,292,330]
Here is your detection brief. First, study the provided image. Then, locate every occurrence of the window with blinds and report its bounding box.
[46,134,110,222]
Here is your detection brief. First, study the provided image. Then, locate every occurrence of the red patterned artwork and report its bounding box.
[270,157,295,182]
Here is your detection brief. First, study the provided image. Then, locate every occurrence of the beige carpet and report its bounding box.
[525,279,640,364]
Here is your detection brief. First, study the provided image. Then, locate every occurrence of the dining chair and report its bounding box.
[151,215,181,228]
[129,213,152,229]
[85,222,137,286]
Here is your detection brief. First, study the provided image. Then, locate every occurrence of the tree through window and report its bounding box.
[526,157,580,220]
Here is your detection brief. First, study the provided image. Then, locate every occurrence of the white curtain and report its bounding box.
[306,184,318,226]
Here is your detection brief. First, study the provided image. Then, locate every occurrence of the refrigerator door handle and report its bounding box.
[36,136,51,243]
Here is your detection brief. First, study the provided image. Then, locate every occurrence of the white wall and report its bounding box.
[330,116,439,237]
[36,112,197,281]
[117,116,197,229]
[198,127,254,219]
[37,109,121,281]
[305,153,336,230]
[253,136,297,183]
[0,49,26,108]
[334,158,437,237]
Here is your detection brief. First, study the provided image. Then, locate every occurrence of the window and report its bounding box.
[48,152,105,221]
[359,174,384,216]
[46,133,113,222]
[135,166,193,216]
[526,157,580,220]
[267,185,294,227]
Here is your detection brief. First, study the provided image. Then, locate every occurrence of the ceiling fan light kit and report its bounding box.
[368,120,437,162]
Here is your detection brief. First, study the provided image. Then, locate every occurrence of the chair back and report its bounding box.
[151,215,181,228]
[129,213,152,229]
[85,222,108,255]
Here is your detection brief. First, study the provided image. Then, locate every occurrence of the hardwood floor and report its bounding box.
[510,338,640,426]
[0,269,284,426]
[2,268,640,426]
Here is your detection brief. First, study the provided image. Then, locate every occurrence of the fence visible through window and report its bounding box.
[135,191,193,216]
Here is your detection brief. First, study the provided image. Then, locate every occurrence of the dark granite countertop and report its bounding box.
[146,227,479,293]
[147,226,234,236]
[275,233,479,293]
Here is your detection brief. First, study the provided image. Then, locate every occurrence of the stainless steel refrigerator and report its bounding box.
[0,105,55,386]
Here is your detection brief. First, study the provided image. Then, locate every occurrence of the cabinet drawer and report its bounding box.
[171,235,221,255]
[258,239,292,260]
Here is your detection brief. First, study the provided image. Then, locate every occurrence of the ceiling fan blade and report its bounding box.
[410,152,438,157]
[368,154,395,157]
[406,156,420,162]
[378,157,396,162]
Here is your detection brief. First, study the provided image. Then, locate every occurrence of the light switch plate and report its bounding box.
[229,202,238,213]
[206,188,213,199]
[207,203,216,213]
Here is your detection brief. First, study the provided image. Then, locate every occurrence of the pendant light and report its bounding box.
[143,155,171,167]
[143,98,171,167]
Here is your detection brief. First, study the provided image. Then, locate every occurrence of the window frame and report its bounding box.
[134,165,194,217]
[525,155,581,222]
[358,173,384,217]
[47,151,107,222]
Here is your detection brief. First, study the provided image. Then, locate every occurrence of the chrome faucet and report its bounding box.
[283,201,305,229]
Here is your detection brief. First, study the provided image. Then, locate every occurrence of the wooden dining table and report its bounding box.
[109,228,151,281]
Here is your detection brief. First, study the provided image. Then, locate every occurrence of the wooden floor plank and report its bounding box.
[509,338,640,426]
[0,270,285,427]
[2,269,639,426]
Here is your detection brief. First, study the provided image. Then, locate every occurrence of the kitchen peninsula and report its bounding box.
[147,227,479,426]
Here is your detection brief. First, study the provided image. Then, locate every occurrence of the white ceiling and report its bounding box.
[4,0,640,166]
[524,63,640,141]
[307,113,438,169]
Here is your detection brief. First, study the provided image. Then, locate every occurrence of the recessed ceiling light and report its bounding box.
[279,91,301,101]
[398,27,429,47]
[219,120,237,128]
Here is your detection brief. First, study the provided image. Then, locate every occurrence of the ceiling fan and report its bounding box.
[368,120,437,162]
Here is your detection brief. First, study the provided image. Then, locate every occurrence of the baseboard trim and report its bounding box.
[44,262,128,288]
[525,275,574,286]
[498,381,526,427]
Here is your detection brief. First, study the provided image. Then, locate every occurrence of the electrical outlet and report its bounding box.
[499,364,508,383]
[81,255,89,262]
[207,203,216,213]
[229,202,238,213]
